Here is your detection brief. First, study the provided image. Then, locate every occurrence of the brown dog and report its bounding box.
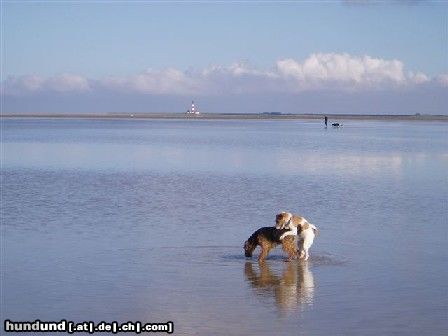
[244,227,298,262]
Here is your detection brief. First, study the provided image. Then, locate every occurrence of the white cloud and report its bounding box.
[435,74,448,86]
[2,74,90,95]
[46,74,90,92]
[276,53,408,88]
[101,68,199,95]
[97,54,445,94]
[2,53,445,96]
[408,71,430,84]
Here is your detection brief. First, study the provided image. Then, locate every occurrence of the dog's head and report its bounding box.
[244,240,257,257]
[275,211,293,229]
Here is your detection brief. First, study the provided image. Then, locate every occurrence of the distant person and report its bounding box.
[324,116,328,127]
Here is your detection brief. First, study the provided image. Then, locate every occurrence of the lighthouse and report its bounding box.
[186,100,200,115]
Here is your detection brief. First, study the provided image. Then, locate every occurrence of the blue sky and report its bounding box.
[2,1,447,114]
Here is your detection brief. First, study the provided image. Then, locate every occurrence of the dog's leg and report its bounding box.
[301,235,314,261]
[303,248,309,261]
[282,237,298,261]
[279,230,294,240]
[258,241,272,262]
[297,237,305,259]
[299,249,305,259]
[279,226,297,240]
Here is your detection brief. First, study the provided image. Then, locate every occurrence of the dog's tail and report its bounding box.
[309,223,319,235]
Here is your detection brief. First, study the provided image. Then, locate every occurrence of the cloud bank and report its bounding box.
[3,74,90,95]
[3,53,447,115]
[2,53,446,97]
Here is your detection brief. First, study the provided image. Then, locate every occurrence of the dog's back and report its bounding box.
[249,227,290,245]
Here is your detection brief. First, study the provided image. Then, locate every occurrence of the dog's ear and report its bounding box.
[275,213,286,229]
[277,212,288,218]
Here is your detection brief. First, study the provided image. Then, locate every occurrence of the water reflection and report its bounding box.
[244,261,314,313]
[4,119,447,176]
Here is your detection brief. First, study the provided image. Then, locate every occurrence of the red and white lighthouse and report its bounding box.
[186,100,200,115]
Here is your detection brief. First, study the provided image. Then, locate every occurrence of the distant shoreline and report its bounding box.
[2,113,448,122]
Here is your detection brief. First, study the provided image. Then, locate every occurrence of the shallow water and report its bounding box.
[2,118,448,335]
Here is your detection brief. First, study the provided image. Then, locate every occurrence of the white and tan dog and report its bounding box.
[276,211,318,261]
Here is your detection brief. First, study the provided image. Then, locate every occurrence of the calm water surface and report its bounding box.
[2,118,448,335]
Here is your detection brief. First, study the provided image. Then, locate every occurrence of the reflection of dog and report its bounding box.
[244,261,314,312]
[276,212,318,261]
[244,227,297,262]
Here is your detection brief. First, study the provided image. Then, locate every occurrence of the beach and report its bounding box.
[2,112,448,121]
[3,118,447,335]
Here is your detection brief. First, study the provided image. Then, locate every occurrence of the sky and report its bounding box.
[1,1,447,114]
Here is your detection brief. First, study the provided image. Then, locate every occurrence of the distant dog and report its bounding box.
[276,212,318,261]
[244,227,297,262]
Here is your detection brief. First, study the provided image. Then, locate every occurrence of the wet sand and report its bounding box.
[2,112,448,121]
[3,118,448,335]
